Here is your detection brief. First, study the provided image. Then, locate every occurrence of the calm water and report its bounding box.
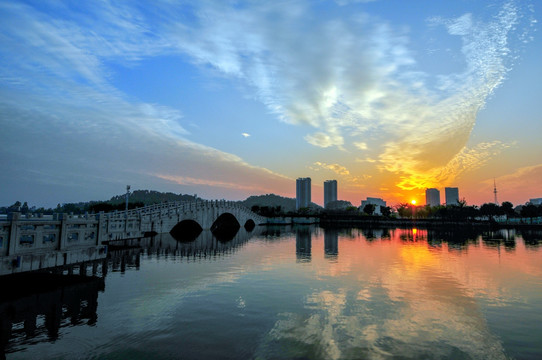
[2,226,542,359]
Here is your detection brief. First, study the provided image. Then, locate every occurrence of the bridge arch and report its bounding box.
[244,219,256,232]
[211,212,240,241]
[170,219,203,242]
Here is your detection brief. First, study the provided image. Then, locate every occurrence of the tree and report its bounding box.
[8,201,22,212]
[501,201,515,219]
[381,206,392,218]
[363,204,375,215]
[521,204,539,223]
[396,203,412,218]
[480,203,500,220]
[21,202,29,214]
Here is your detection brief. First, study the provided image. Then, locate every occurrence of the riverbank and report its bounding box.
[316,216,542,229]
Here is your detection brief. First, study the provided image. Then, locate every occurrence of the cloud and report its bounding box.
[388,141,513,191]
[312,162,350,176]
[356,157,377,163]
[241,132,251,138]
[155,174,269,192]
[0,1,303,205]
[353,142,368,150]
[305,132,344,148]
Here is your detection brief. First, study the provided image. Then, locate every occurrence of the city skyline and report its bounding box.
[1,1,541,208]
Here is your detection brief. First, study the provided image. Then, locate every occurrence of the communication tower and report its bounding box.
[493,179,498,205]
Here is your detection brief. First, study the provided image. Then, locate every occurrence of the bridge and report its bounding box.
[0,200,266,276]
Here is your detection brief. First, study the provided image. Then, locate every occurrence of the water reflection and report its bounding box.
[295,226,312,262]
[2,225,542,360]
[0,274,104,358]
[109,247,142,273]
[520,229,542,248]
[324,228,338,259]
[142,227,262,259]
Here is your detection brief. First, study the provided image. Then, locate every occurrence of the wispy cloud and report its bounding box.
[312,162,350,176]
[0,1,296,203]
[390,141,513,191]
[162,0,530,189]
[353,142,368,150]
[155,174,269,192]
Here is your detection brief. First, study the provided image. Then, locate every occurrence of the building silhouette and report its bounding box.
[360,197,386,215]
[425,188,440,207]
[296,177,311,210]
[323,180,337,208]
[445,187,459,206]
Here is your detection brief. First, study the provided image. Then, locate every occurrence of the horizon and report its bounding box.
[2,186,537,210]
[1,1,541,208]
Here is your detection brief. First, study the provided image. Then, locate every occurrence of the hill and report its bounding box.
[109,190,198,205]
[239,194,322,214]
[325,200,354,211]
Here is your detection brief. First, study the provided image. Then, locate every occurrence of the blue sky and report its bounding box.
[0,0,540,207]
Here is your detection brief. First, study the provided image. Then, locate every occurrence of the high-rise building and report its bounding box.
[324,180,337,208]
[296,177,311,210]
[360,197,387,215]
[425,188,440,207]
[445,187,459,206]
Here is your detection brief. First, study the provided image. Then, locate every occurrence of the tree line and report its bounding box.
[0,200,145,215]
[0,190,199,216]
[394,201,542,222]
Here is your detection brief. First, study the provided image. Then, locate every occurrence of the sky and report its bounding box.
[0,0,540,208]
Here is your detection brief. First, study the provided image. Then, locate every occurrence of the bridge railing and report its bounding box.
[1,200,266,226]
[88,199,267,227]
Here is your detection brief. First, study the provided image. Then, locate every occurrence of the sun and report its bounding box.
[411,200,417,205]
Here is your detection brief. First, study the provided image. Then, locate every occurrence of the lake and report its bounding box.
[2,226,542,359]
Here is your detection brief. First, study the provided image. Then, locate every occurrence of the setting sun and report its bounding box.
[411,200,417,205]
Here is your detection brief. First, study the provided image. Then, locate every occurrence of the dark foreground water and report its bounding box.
[2,226,542,359]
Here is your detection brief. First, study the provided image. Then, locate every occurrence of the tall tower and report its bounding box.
[445,187,459,206]
[493,178,498,205]
[425,188,440,207]
[324,180,337,208]
[296,177,311,210]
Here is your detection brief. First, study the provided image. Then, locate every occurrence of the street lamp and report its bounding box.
[125,185,131,213]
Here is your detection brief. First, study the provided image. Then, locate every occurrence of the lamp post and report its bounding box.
[125,185,131,213]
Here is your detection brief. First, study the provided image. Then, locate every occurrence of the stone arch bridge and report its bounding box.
[105,200,267,241]
[0,200,266,275]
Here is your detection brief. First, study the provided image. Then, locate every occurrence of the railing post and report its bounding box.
[96,212,105,246]
[7,212,21,256]
[58,213,68,251]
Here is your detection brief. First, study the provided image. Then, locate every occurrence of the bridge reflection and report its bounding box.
[0,274,104,358]
[142,226,264,260]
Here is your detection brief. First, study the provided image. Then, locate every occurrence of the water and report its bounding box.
[2,226,542,359]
